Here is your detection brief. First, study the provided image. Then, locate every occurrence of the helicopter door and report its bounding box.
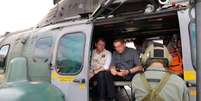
[51,23,93,101]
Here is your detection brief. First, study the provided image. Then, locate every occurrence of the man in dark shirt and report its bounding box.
[110,38,143,80]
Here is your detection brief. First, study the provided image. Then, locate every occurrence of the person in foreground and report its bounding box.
[132,43,189,101]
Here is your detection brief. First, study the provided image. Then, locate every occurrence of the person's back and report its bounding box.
[132,43,189,101]
[132,67,189,101]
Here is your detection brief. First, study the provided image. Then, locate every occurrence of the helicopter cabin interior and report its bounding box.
[91,10,183,74]
[89,3,186,100]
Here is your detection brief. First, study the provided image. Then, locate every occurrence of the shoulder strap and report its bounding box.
[140,73,152,91]
[153,72,171,96]
[140,72,171,94]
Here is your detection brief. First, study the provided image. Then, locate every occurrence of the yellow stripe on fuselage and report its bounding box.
[184,70,196,81]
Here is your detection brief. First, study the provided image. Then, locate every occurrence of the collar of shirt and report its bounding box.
[146,66,167,72]
[117,47,129,55]
[94,49,106,56]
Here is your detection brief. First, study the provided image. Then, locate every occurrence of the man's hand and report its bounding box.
[119,70,129,76]
[111,68,118,76]
[89,69,95,79]
[94,68,104,74]
[89,67,106,79]
[115,69,129,77]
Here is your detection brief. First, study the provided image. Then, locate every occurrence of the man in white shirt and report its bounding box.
[90,38,115,101]
[90,42,111,77]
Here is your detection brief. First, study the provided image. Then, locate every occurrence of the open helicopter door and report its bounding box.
[51,20,93,101]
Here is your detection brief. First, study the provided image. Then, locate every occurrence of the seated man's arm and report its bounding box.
[129,50,143,74]
[129,66,143,74]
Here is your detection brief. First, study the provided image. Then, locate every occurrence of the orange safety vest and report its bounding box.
[169,48,183,75]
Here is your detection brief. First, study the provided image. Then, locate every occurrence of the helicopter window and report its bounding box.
[189,21,196,67]
[126,42,136,49]
[0,45,10,70]
[33,37,52,62]
[56,33,85,75]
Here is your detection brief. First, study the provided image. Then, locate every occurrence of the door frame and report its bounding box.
[50,21,93,101]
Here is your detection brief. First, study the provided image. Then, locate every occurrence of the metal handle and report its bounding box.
[186,81,196,87]
[73,78,86,84]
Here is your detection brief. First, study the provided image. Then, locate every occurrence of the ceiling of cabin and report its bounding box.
[94,10,180,39]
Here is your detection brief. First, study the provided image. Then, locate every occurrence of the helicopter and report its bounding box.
[0,0,200,101]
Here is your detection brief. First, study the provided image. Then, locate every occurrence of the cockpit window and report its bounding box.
[33,37,52,62]
[0,45,10,70]
[56,33,85,75]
